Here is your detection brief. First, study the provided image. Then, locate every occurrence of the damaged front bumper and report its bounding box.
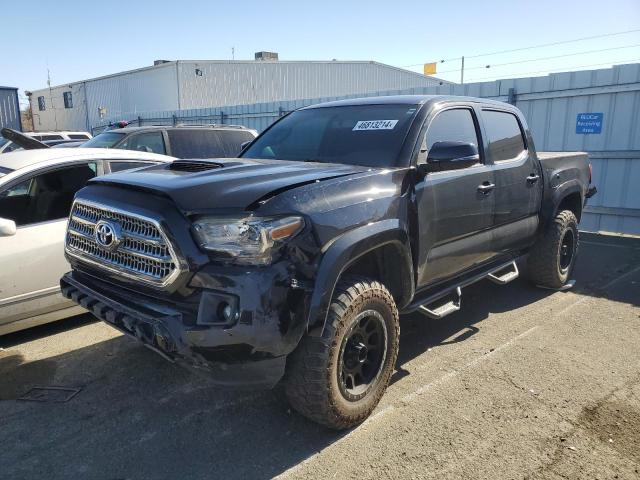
[60,268,306,388]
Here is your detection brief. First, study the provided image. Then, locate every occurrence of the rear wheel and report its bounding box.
[527,210,579,289]
[284,276,399,429]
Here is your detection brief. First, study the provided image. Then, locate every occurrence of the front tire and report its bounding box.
[284,276,399,429]
[527,210,579,289]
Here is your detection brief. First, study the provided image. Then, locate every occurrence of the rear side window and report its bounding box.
[119,132,166,155]
[109,161,156,173]
[168,130,225,159]
[38,135,64,141]
[481,110,526,162]
[217,130,256,157]
[68,134,90,140]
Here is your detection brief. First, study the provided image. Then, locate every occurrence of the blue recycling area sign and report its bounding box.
[576,113,603,134]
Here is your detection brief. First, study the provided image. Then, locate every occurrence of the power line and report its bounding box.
[401,28,640,67]
[464,58,640,83]
[462,43,640,72]
[418,43,640,76]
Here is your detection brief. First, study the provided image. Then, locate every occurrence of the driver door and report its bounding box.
[414,106,496,287]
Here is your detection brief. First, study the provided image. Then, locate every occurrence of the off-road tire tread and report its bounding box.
[284,275,399,429]
[527,210,579,288]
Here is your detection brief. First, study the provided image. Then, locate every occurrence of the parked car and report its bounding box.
[0,148,175,335]
[60,95,596,429]
[81,125,258,158]
[6,140,88,151]
[0,130,92,153]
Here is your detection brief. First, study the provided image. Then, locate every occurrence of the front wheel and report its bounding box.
[527,210,579,289]
[284,276,399,429]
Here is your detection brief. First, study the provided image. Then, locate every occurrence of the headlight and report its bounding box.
[192,216,304,265]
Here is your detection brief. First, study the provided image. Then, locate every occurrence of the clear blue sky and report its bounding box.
[2,0,639,106]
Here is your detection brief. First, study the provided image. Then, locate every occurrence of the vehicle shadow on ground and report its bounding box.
[0,234,636,479]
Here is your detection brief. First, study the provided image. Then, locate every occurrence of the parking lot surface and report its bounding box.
[1,232,639,480]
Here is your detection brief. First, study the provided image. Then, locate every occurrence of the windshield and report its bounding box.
[241,104,419,168]
[81,132,125,148]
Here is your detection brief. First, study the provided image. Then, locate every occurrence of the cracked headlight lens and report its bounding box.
[192,216,304,265]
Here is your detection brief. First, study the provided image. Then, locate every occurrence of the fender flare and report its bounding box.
[541,180,584,229]
[306,219,413,337]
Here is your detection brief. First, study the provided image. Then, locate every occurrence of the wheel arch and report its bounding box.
[541,181,584,230]
[306,219,414,337]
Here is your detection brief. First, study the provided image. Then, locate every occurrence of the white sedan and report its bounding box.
[0,148,175,335]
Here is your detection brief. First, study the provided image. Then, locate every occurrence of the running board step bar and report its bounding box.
[418,287,462,319]
[487,261,519,285]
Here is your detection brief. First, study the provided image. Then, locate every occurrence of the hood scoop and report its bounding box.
[169,160,224,172]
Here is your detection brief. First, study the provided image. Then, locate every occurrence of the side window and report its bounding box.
[39,135,64,141]
[109,161,156,173]
[167,130,225,158]
[422,109,480,165]
[68,134,90,140]
[481,110,526,162]
[216,130,256,157]
[0,163,96,226]
[63,91,73,109]
[120,132,166,154]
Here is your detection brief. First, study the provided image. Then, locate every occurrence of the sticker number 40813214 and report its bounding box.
[352,120,399,131]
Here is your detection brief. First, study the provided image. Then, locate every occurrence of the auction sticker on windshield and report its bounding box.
[353,120,398,131]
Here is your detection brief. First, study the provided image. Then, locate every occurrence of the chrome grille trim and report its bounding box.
[65,200,184,287]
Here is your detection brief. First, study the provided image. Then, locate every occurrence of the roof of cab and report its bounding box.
[302,94,511,109]
[0,148,174,172]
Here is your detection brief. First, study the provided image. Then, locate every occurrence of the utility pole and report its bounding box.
[232,47,235,60]
[460,56,465,85]
[47,68,58,130]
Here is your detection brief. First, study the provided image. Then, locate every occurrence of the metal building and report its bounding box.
[0,87,22,131]
[28,56,448,132]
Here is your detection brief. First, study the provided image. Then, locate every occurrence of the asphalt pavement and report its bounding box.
[1,232,639,480]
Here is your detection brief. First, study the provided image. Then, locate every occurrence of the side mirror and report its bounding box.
[423,141,480,173]
[0,217,16,237]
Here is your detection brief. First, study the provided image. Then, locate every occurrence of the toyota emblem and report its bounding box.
[94,220,122,251]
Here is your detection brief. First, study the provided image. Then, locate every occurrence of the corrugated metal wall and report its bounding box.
[177,61,446,109]
[30,84,88,132]
[0,87,21,131]
[29,60,446,132]
[85,63,179,128]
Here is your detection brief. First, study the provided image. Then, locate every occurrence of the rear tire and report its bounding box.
[527,210,579,289]
[284,276,399,430]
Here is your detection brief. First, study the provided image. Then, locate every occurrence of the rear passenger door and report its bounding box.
[480,109,542,254]
[415,106,496,287]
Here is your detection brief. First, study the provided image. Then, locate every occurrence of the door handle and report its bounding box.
[526,174,540,183]
[477,182,495,194]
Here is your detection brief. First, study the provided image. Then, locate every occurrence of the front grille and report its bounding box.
[65,201,180,287]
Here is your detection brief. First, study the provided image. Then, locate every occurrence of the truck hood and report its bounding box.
[89,157,369,213]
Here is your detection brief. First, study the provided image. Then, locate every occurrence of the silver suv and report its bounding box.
[81,125,257,158]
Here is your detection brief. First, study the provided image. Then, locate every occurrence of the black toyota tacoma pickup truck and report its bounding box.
[61,95,596,429]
